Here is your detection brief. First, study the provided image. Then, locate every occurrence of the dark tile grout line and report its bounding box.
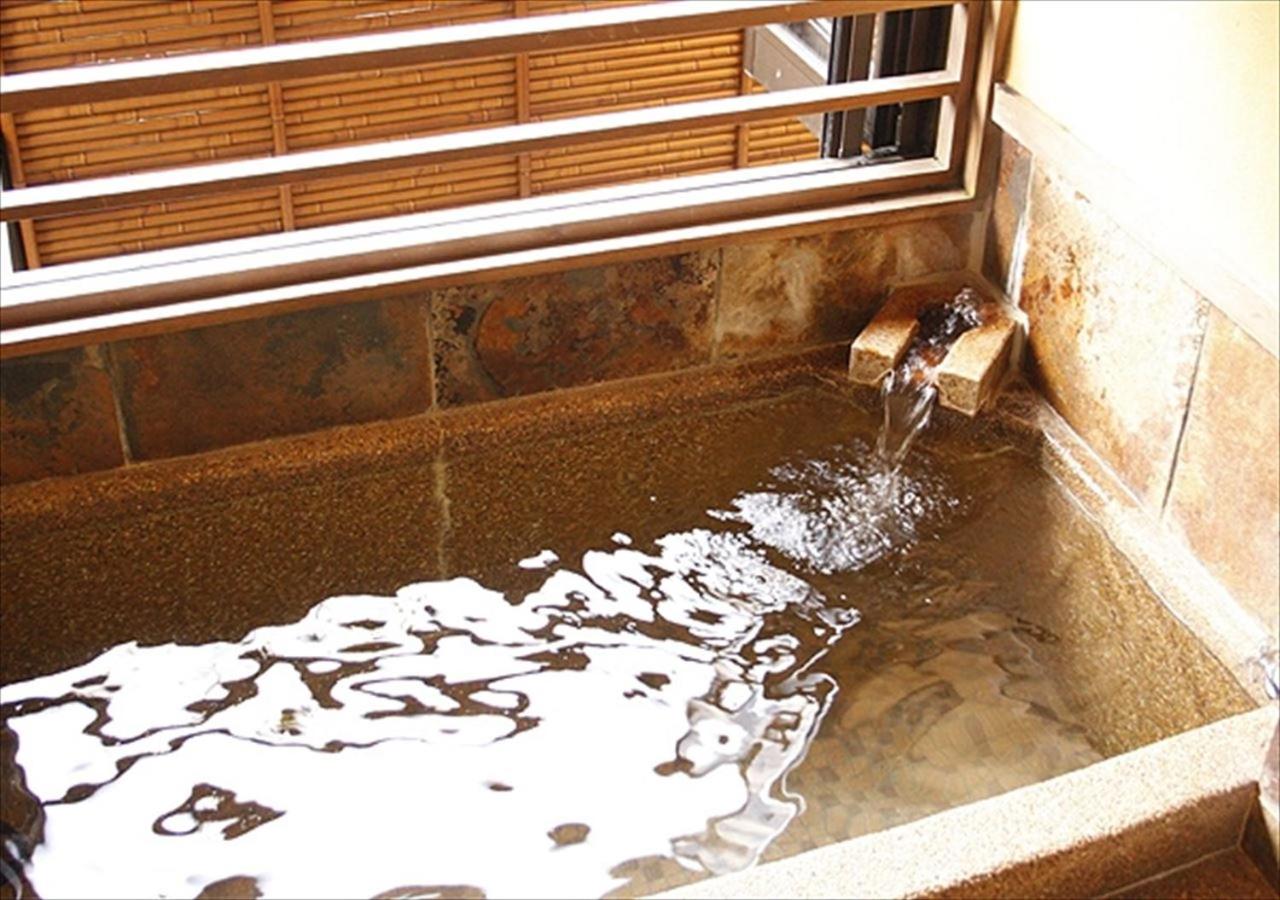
[709,245,725,364]
[1159,303,1210,519]
[421,292,439,413]
[92,342,134,466]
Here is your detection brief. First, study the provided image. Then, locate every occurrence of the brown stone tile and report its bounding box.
[109,298,433,460]
[0,346,125,485]
[1018,162,1207,511]
[430,252,717,406]
[983,131,1033,292]
[1164,308,1280,642]
[715,214,973,359]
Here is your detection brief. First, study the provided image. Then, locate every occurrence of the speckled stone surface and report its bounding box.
[430,251,717,406]
[0,346,125,484]
[716,216,973,359]
[1164,308,1280,644]
[983,132,1032,293]
[0,462,446,686]
[108,297,434,460]
[1018,161,1208,513]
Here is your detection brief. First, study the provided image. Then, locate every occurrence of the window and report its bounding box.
[825,6,955,160]
[0,1,996,354]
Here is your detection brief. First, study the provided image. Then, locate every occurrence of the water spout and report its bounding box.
[874,288,984,476]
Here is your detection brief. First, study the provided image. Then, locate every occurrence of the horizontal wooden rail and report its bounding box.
[0,156,949,328]
[0,0,948,114]
[0,69,956,222]
[0,187,971,359]
[0,159,848,291]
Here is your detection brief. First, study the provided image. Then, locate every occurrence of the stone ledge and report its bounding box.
[658,706,1276,900]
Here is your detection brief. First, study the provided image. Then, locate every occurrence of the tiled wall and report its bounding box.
[0,214,973,483]
[987,132,1280,644]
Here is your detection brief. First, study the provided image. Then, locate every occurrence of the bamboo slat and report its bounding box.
[33,185,284,264]
[271,1,510,43]
[533,153,737,194]
[0,2,922,112]
[0,1,262,73]
[291,154,519,229]
[281,58,514,103]
[745,76,819,167]
[15,86,269,125]
[44,194,282,237]
[283,79,516,129]
[531,81,740,119]
[295,184,520,229]
[41,208,284,257]
[20,113,275,159]
[286,107,516,150]
[39,219,279,264]
[295,175,520,220]
[292,158,521,203]
[292,185,519,229]
[532,129,736,169]
[528,33,739,72]
[3,0,281,264]
[0,0,837,265]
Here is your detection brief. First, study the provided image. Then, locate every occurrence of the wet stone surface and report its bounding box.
[0,382,1249,899]
[0,347,125,485]
[983,132,1033,293]
[715,216,972,359]
[1164,308,1280,642]
[1018,162,1207,511]
[108,299,434,460]
[430,252,717,406]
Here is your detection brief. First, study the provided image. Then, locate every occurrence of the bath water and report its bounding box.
[0,384,1247,899]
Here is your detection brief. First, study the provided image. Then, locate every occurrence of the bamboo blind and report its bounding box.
[0,0,818,266]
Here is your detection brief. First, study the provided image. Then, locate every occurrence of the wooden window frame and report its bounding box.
[0,0,1014,359]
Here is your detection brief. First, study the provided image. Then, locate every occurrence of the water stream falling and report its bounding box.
[874,289,985,486]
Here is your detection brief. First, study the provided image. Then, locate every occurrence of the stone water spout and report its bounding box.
[848,278,1021,417]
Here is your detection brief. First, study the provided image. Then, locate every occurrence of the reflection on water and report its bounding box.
[1,436,1102,899]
